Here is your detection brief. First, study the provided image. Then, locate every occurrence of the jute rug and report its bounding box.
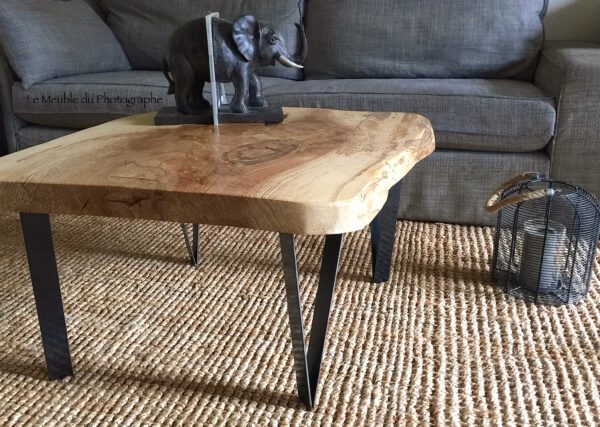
[0,212,599,426]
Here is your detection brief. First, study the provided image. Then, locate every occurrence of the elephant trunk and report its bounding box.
[294,22,308,65]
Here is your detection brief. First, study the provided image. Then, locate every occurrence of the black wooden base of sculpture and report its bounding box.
[154,105,284,126]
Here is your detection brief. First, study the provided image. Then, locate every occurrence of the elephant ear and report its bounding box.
[233,15,260,62]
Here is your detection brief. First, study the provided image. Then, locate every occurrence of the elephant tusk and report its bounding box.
[277,55,304,69]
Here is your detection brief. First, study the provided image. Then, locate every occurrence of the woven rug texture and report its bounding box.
[0,213,599,426]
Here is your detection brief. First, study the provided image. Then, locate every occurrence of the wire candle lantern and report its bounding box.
[486,173,600,305]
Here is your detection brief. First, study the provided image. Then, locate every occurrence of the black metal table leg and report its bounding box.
[180,223,199,266]
[20,213,73,379]
[370,180,402,283]
[280,233,343,410]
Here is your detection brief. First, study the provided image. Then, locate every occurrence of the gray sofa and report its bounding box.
[0,0,599,225]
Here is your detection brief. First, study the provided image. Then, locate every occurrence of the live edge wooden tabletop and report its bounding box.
[0,108,434,235]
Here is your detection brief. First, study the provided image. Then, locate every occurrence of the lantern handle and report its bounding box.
[485,172,550,213]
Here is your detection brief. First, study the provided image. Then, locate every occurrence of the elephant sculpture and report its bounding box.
[163,15,307,115]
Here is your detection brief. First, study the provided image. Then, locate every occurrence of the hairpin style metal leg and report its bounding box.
[20,213,73,380]
[180,223,199,266]
[370,180,402,283]
[279,233,343,410]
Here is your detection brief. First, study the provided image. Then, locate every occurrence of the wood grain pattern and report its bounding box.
[0,108,434,234]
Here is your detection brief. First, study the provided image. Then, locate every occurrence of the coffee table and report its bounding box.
[0,107,434,409]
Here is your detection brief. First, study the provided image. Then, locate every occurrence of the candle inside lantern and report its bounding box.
[518,219,566,294]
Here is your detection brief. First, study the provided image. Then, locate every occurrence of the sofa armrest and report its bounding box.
[535,41,600,197]
[0,46,24,154]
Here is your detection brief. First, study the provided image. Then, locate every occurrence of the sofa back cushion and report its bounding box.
[98,0,305,80]
[0,0,130,89]
[305,0,548,80]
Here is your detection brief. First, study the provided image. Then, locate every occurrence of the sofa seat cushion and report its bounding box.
[11,71,287,129]
[13,72,556,153]
[13,71,174,129]
[264,78,556,153]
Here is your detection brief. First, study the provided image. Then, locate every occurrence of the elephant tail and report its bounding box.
[162,58,175,95]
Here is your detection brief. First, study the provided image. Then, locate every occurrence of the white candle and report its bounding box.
[518,219,566,294]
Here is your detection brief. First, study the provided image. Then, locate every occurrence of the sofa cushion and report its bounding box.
[12,71,176,129]
[0,0,130,89]
[305,0,548,80]
[97,0,305,80]
[11,71,283,129]
[12,72,556,153]
[83,0,104,17]
[15,125,75,150]
[263,79,556,153]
